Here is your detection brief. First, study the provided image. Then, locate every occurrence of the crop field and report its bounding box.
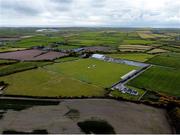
[0,49,43,60]
[137,31,169,39]
[146,53,180,69]
[160,46,180,53]
[45,58,139,87]
[106,53,154,62]
[147,48,169,54]
[122,39,155,45]
[0,49,68,61]
[0,99,172,134]
[128,66,180,97]
[32,51,68,61]
[119,45,153,52]
[1,68,104,97]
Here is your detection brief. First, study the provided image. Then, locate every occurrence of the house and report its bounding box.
[91,54,106,60]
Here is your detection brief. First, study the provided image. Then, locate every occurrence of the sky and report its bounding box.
[0,0,180,28]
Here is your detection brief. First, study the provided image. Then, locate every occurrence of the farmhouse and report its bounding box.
[91,54,106,60]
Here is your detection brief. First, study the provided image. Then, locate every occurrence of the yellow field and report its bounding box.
[119,45,153,52]
[147,48,169,54]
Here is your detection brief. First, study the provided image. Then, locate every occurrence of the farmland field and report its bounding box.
[160,46,180,53]
[106,53,154,62]
[54,57,79,63]
[0,59,17,65]
[1,68,104,97]
[128,66,180,96]
[66,31,125,47]
[0,27,179,134]
[45,58,139,87]
[0,99,172,134]
[13,35,65,48]
[119,45,152,52]
[0,49,44,60]
[0,49,68,61]
[122,39,155,45]
[147,48,169,54]
[0,47,26,52]
[146,53,180,69]
[54,45,80,50]
[137,31,169,39]
[0,62,51,76]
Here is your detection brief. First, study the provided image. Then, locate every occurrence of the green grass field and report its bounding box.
[54,45,80,50]
[1,68,104,97]
[146,53,180,69]
[160,46,180,53]
[45,58,139,87]
[106,53,154,62]
[147,48,169,54]
[11,31,127,48]
[13,35,65,48]
[1,28,179,99]
[0,47,26,52]
[0,59,17,65]
[0,62,51,76]
[67,31,125,47]
[54,57,79,63]
[0,58,139,98]
[122,39,155,45]
[128,66,180,97]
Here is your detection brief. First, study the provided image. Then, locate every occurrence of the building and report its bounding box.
[121,70,137,80]
[91,54,106,60]
[73,48,84,53]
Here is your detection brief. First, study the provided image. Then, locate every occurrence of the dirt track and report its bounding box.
[0,99,172,134]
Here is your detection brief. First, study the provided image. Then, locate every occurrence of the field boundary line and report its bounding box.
[138,90,147,101]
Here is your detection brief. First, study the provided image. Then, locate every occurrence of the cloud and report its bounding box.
[0,0,180,27]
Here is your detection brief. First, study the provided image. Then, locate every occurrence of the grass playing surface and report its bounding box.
[45,58,139,87]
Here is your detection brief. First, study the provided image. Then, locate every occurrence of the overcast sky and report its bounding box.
[0,0,180,27]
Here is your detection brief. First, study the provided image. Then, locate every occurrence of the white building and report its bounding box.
[121,70,137,80]
[91,54,106,60]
